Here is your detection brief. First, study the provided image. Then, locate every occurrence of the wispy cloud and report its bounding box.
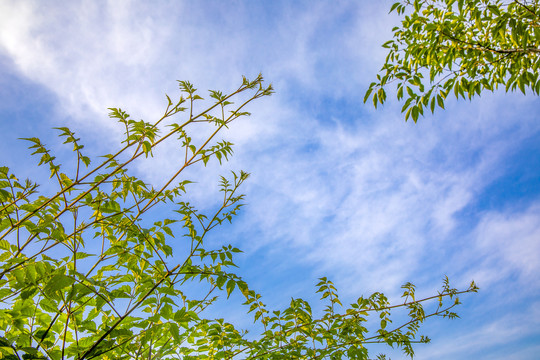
[416,301,540,359]
[472,203,540,286]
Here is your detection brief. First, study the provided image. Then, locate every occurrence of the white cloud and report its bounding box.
[472,203,540,286]
[228,90,540,297]
[0,1,253,136]
[417,303,540,360]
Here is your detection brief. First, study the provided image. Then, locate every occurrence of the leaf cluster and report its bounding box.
[0,75,477,360]
[365,0,540,121]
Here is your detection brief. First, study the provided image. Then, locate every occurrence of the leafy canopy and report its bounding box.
[0,75,477,360]
[365,0,540,121]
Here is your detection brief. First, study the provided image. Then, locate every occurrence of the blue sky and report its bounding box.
[1,0,540,358]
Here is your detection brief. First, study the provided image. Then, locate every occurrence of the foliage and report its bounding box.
[365,0,540,121]
[0,75,477,359]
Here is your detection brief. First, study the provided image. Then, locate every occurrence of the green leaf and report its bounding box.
[12,268,25,286]
[437,94,445,109]
[226,279,236,298]
[170,322,181,342]
[21,287,38,300]
[363,86,374,103]
[44,273,75,296]
[411,106,419,122]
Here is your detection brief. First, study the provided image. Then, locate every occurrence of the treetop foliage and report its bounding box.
[365,0,540,121]
[0,76,478,357]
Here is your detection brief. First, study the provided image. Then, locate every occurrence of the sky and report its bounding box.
[1,0,539,359]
